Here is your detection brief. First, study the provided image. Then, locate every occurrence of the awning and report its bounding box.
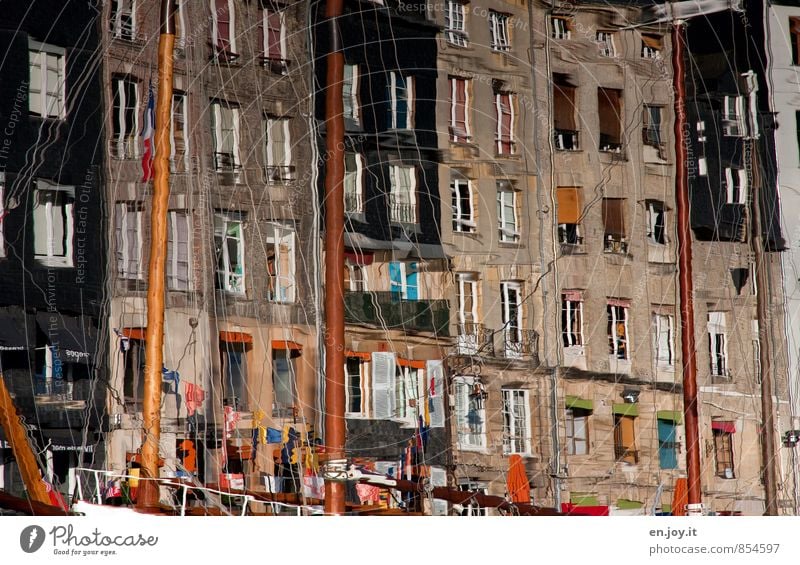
[36,312,97,362]
[345,351,371,360]
[220,331,253,344]
[272,340,302,358]
[565,395,593,412]
[712,420,736,434]
[397,358,426,369]
[0,307,32,351]
[122,328,146,340]
[657,410,683,423]
[612,403,639,417]
[562,289,583,302]
[641,34,662,50]
[344,250,374,266]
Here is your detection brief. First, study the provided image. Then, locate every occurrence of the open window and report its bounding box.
[602,198,627,253]
[272,341,301,418]
[597,88,623,152]
[266,222,296,303]
[641,34,662,59]
[214,211,245,294]
[712,421,735,478]
[556,187,582,246]
[607,300,629,360]
[33,180,74,267]
[221,331,251,412]
[451,177,475,233]
[553,74,578,150]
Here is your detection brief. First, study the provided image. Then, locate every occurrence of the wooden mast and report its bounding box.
[322,0,346,515]
[138,0,176,510]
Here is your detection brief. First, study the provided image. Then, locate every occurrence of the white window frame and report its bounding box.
[451,178,475,232]
[722,95,746,137]
[653,313,675,368]
[497,188,519,243]
[170,92,190,171]
[449,77,471,142]
[33,180,74,268]
[457,480,489,516]
[28,40,66,119]
[345,263,368,291]
[646,201,666,244]
[502,389,531,455]
[708,312,728,377]
[211,0,237,55]
[211,102,241,171]
[642,40,660,59]
[111,0,136,40]
[265,116,293,181]
[345,356,370,418]
[489,11,510,52]
[551,16,571,40]
[343,64,360,124]
[395,364,422,426]
[112,78,139,159]
[387,72,414,130]
[167,210,191,291]
[562,297,584,348]
[454,376,487,451]
[597,31,616,57]
[344,152,365,214]
[607,303,629,360]
[262,8,287,61]
[266,222,296,303]
[389,165,417,223]
[445,1,468,46]
[566,408,589,455]
[495,92,516,154]
[725,167,748,204]
[501,281,523,349]
[115,202,143,280]
[214,211,245,294]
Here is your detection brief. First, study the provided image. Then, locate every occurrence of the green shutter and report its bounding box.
[612,403,639,417]
[616,498,644,509]
[657,410,682,423]
[566,395,593,411]
[661,503,672,513]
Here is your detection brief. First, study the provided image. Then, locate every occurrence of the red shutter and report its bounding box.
[267,11,282,60]
[216,0,231,51]
[499,94,513,153]
[455,79,467,140]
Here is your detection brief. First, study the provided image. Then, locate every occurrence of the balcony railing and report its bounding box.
[501,328,539,361]
[455,323,493,355]
[453,325,539,362]
[344,291,449,335]
[554,129,579,151]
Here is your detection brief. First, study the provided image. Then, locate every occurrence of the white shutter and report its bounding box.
[426,360,445,428]
[430,466,448,516]
[114,203,125,275]
[372,352,396,419]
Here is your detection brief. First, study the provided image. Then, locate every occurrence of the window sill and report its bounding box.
[456,445,489,454]
[498,241,522,248]
[36,257,73,269]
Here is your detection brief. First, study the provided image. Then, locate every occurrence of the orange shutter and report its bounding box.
[556,187,581,225]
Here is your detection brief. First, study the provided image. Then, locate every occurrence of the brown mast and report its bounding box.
[138,0,176,510]
[322,0,346,515]
[671,19,703,513]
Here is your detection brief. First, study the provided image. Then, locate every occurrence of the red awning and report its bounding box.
[344,250,374,266]
[712,421,736,434]
[562,290,583,302]
[272,340,302,351]
[220,331,253,344]
[346,351,371,360]
[122,328,146,340]
[397,358,426,369]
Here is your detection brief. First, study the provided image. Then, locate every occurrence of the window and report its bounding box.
[708,312,728,377]
[698,157,708,176]
[33,180,74,267]
[371,352,396,420]
[343,64,360,125]
[653,313,674,367]
[454,376,486,450]
[389,261,418,301]
[344,152,365,214]
[456,273,479,351]
[614,414,637,463]
[489,11,510,52]
[553,74,578,150]
[451,179,474,233]
[386,72,413,130]
[598,88,623,152]
[265,116,293,181]
[449,77,471,142]
[29,41,65,119]
[643,105,662,147]
[0,175,5,257]
[753,320,761,384]
[167,210,190,291]
[211,102,240,172]
[110,0,135,40]
[641,34,662,59]
[458,480,489,516]
[561,293,584,348]
[389,165,417,223]
[596,31,616,57]
[646,200,666,244]
[214,211,245,294]
[607,301,629,360]
[175,1,186,50]
[502,389,531,455]
[114,202,143,280]
[556,187,582,245]
[713,422,735,478]
[722,95,745,137]
[602,198,627,253]
[445,1,468,46]
[212,0,238,59]
[272,349,297,417]
[396,363,422,424]
[791,18,800,65]
[501,281,523,355]
[222,343,248,411]
[345,356,369,416]
[266,222,295,303]
[171,92,189,172]
[658,419,679,470]
[344,262,368,291]
[112,78,138,159]
[495,91,515,154]
[725,167,748,204]
[551,16,571,40]
[260,8,287,71]
[497,187,518,243]
[123,336,145,406]
[566,408,589,455]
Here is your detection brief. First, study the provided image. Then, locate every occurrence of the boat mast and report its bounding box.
[138,0,176,510]
[322,0,346,515]
[671,19,703,515]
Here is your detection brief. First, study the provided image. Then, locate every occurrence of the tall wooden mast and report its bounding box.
[138,0,176,510]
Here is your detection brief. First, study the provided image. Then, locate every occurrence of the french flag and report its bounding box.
[141,81,155,182]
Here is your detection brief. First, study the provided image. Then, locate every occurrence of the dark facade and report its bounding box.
[0,1,106,498]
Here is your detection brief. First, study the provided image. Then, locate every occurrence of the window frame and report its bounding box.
[167,210,191,291]
[641,34,662,59]
[607,303,629,360]
[722,95,745,137]
[387,72,414,130]
[221,343,248,412]
[713,428,735,478]
[501,280,523,346]
[171,91,190,172]
[345,356,370,417]
[551,16,571,40]
[449,77,471,143]
[265,221,296,303]
[561,295,584,348]
[454,376,487,451]
[28,40,66,119]
[344,152,365,214]
[214,211,245,295]
[343,64,360,125]
[211,0,238,57]
[33,180,75,268]
[110,0,136,41]
[497,187,519,243]
[272,349,297,417]
[264,115,293,182]
[596,31,616,57]
[724,167,748,204]
[445,1,468,46]
[451,178,475,233]
[657,419,679,470]
[261,8,287,63]
[112,77,139,159]
[566,407,590,455]
[643,105,663,148]
[502,389,531,455]
[494,91,516,155]
[114,201,144,280]
[653,313,675,368]
[389,164,417,224]
[489,11,511,52]
[211,101,241,172]
[613,414,638,464]
[646,200,667,245]
[708,312,728,377]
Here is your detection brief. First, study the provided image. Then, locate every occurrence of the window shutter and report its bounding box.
[553,84,576,131]
[114,203,125,275]
[405,262,418,301]
[556,187,580,225]
[126,206,140,277]
[215,0,231,51]
[427,360,445,428]
[372,352,396,419]
[430,466,448,515]
[602,198,625,238]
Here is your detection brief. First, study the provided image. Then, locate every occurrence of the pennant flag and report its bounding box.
[266,427,282,444]
[141,81,155,182]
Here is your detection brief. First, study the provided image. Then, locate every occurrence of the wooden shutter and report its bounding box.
[553,83,576,131]
[602,198,625,237]
[642,34,662,50]
[372,352,396,419]
[598,88,622,142]
[427,360,445,428]
[266,11,282,60]
[215,0,231,51]
[556,187,580,224]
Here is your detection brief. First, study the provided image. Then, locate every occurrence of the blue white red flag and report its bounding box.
[141,81,155,182]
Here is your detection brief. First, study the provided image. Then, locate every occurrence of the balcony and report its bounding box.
[604,236,628,254]
[344,291,449,335]
[453,325,539,363]
[454,324,493,355]
[34,379,85,409]
[554,129,579,151]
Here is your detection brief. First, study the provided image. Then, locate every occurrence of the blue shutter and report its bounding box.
[658,419,678,470]
[406,262,418,301]
[389,261,402,300]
